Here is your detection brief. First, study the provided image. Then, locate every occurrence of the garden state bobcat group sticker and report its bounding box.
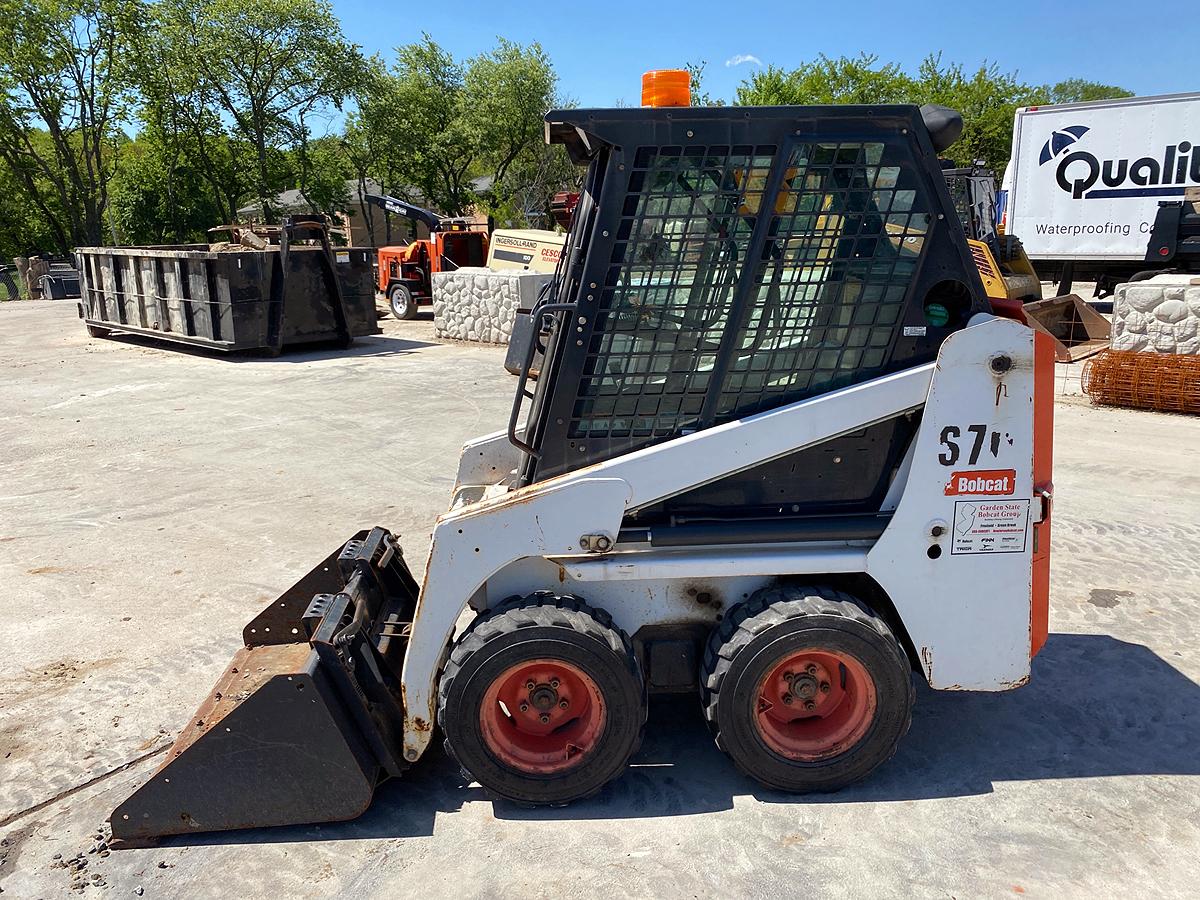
[952,500,1030,555]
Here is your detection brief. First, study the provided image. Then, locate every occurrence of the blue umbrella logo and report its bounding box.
[1039,125,1090,165]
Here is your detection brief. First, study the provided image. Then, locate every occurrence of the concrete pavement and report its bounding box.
[1,300,1198,898]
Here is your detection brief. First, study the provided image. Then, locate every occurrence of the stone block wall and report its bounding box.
[432,268,552,344]
[1112,275,1200,355]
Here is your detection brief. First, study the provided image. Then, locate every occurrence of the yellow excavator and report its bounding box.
[943,164,1040,311]
[945,163,1109,361]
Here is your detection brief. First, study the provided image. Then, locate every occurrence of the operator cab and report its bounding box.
[941,162,1001,252]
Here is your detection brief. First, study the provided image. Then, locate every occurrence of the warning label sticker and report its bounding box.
[952,499,1030,555]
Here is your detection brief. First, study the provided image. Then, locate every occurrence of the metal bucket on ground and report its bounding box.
[110,528,418,841]
[1023,294,1112,362]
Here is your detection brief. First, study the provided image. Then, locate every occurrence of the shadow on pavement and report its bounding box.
[230,333,437,363]
[92,331,435,362]
[384,310,435,323]
[159,632,1199,846]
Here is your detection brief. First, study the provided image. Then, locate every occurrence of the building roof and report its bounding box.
[237,177,493,218]
[237,179,386,217]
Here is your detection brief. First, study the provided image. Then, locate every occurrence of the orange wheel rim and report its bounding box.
[480,658,606,774]
[754,649,877,761]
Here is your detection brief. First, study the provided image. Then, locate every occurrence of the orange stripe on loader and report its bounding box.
[1031,331,1054,656]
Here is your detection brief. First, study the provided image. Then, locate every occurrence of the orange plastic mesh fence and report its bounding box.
[1082,350,1200,414]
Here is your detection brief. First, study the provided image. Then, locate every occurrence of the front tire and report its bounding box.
[388,283,418,320]
[701,584,913,793]
[438,594,646,805]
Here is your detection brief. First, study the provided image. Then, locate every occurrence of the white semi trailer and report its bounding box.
[1000,91,1200,296]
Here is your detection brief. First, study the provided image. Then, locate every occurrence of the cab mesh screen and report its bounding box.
[713,141,929,419]
[569,139,929,440]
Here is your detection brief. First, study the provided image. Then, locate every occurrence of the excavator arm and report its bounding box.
[364,193,445,234]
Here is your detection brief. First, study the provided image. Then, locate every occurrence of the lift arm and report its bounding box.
[364,193,445,233]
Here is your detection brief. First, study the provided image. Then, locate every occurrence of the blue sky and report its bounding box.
[333,0,1195,107]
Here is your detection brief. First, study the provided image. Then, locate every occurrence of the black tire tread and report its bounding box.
[700,583,914,785]
[437,592,645,805]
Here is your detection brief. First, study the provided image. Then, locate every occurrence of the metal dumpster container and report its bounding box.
[75,241,379,353]
[41,261,81,300]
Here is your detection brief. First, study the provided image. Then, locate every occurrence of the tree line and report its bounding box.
[691,54,1131,172]
[0,0,572,259]
[0,0,1133,261]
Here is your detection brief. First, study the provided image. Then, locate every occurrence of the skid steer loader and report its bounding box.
[112,89,1054,840]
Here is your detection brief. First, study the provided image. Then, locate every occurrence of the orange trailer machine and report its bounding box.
[366,194,489,319]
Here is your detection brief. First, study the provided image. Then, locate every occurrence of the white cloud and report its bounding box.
[724,54,763,68]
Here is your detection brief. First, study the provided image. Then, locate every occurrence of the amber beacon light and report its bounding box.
[641,69,691,107]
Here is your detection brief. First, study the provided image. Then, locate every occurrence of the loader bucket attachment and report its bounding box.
[1023,294,1112,362]
[111,527,418,841]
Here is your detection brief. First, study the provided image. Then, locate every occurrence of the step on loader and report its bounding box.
[112,78,1054,840]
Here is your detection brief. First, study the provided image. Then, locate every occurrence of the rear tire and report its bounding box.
[438,594,645,805]
[388,283,418,320]
[701,584,913,793]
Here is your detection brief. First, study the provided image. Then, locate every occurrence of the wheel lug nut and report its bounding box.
[820,682,830,693]
[805,701,815,711]
[783,693,793,704]
[550,679,560,689]
[783,671,793,681]
[525,681,535,690]
[806,664,817,675]
[559,699,569,709]
[540,714,550,724]
[519,703,529,712]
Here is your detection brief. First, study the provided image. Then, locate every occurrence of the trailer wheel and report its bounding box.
[388,283,418,320]
[438,594,645,805]
[701,584,913,793]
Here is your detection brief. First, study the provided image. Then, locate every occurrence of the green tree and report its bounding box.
[736,54,914,105]
[155,0,363,222]
[0,0,142,250]
[107,124,224,244]
[463,39,555,188]
[1048,78,1134,105]
[0,154,57,258]
[462,40,565,226]
[685,60,724,107]
[731,53,1134,172]
[912,55,1041,169]
[383,36,477,216]
[292,133,351,215]
[343,53,425,243]
[480,138,578,229]
[358,36,562,222]
[128,5,256,228]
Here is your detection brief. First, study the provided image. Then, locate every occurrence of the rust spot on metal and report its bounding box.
[558,564,566,583]
[412,716,431,733]
[682,583,722,610]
